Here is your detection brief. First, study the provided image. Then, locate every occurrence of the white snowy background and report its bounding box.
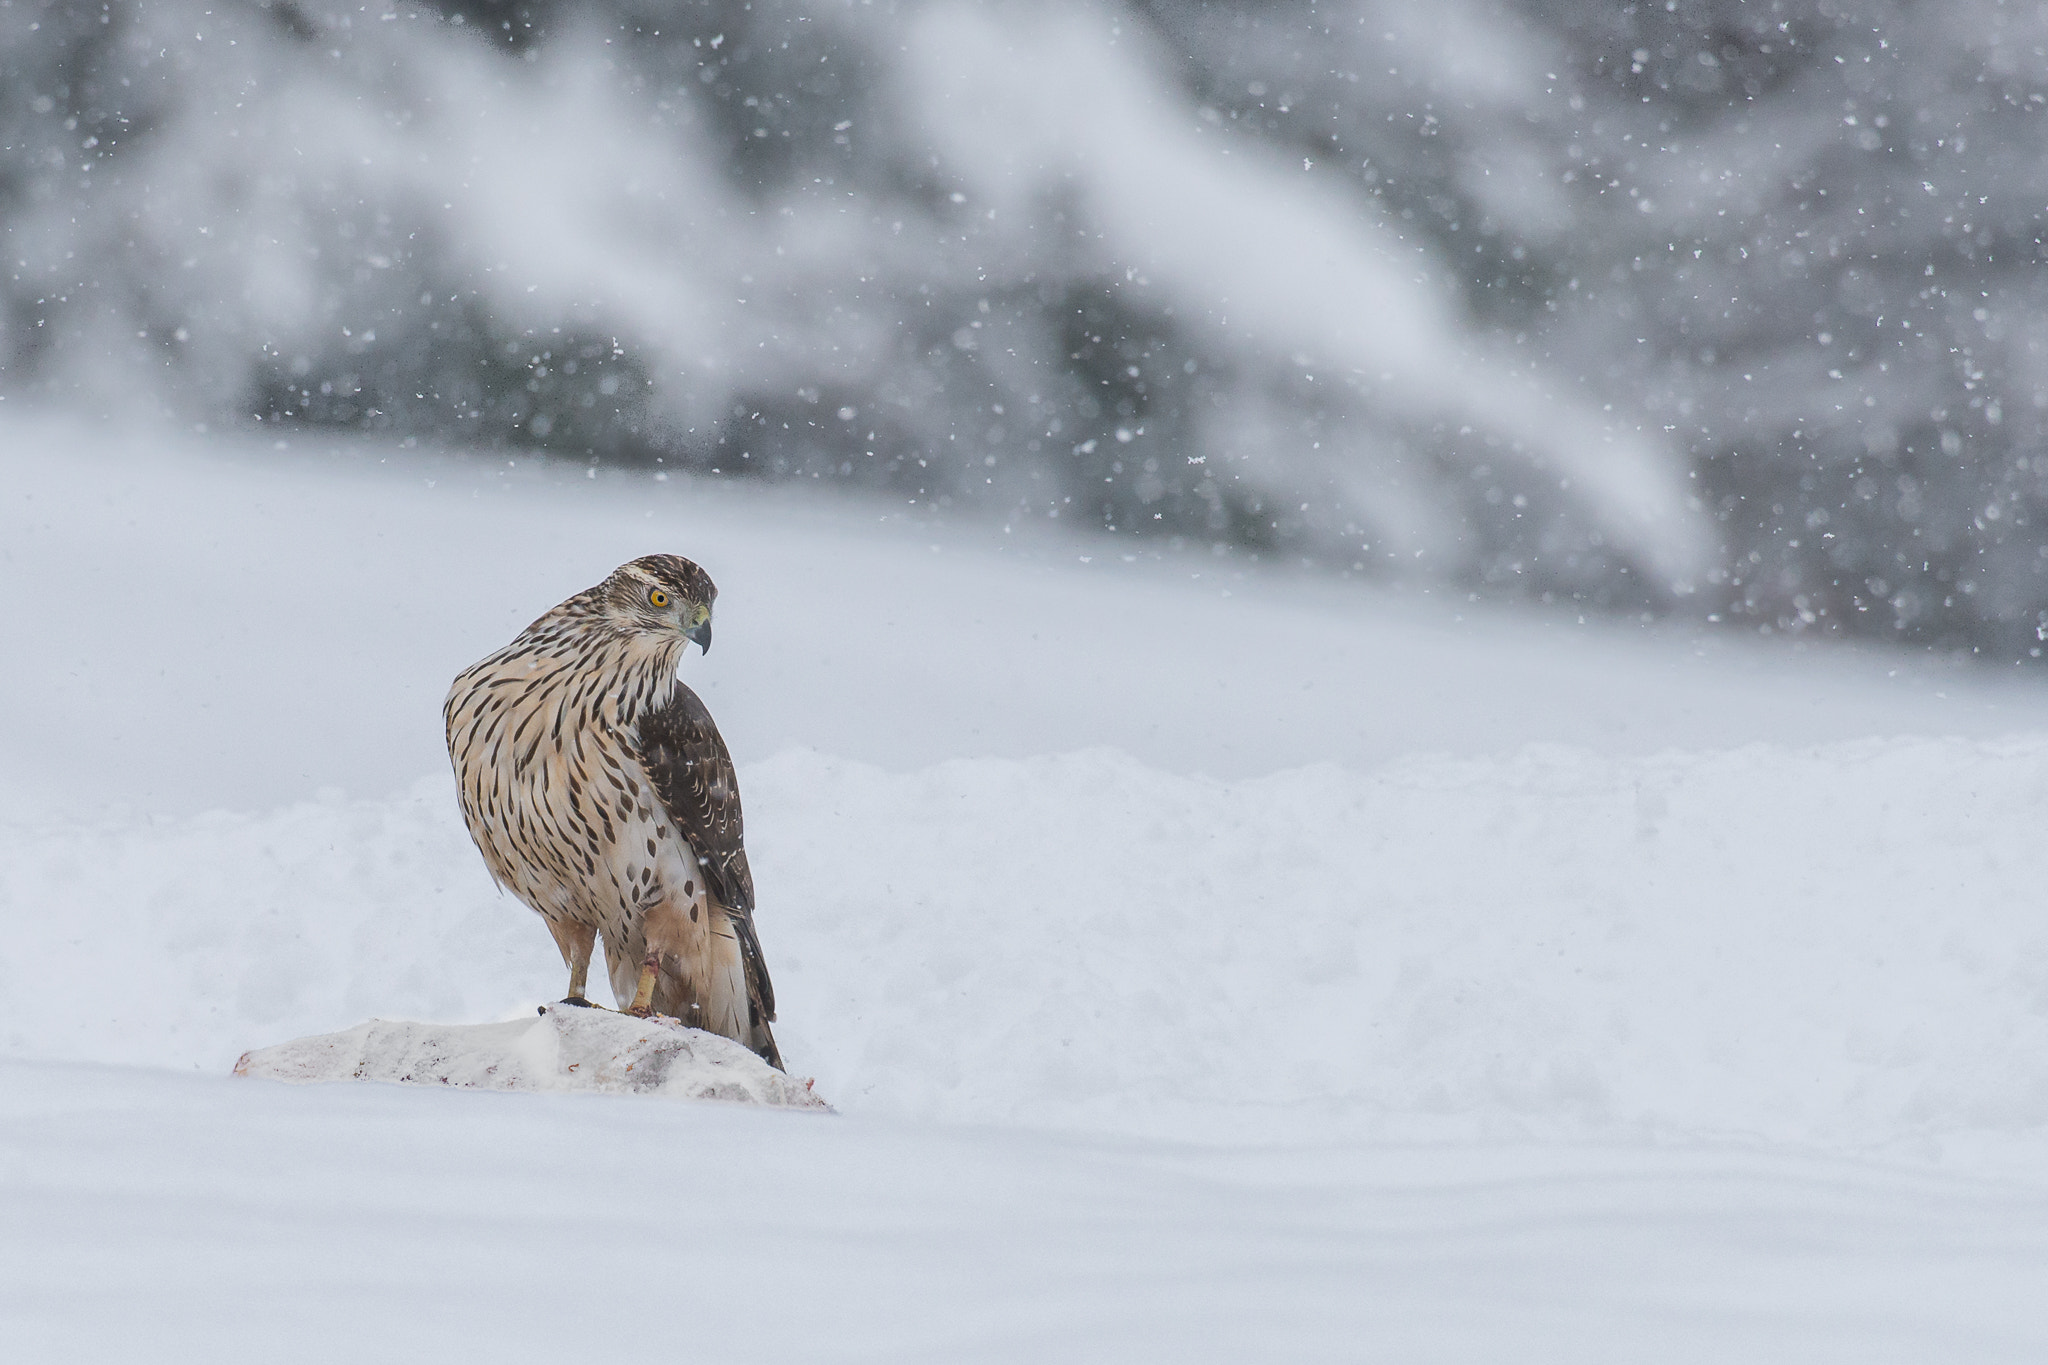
[8,0,2048,1358]
[6,412,2048,1359]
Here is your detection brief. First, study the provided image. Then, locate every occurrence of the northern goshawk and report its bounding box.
[444,555,781,1069]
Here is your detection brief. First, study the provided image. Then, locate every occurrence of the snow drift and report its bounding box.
[10,737,2048,1173]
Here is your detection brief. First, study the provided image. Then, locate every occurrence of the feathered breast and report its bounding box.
[443,609,685,913]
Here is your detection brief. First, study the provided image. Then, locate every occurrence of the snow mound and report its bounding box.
[16,736,2048,1166]
[233,1005,830,1110]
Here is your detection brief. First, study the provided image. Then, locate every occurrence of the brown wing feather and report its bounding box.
[637,684,776,1023]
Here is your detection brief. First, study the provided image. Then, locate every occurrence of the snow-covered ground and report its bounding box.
[12,1059,2048,1364]
[7,410,2048,1358]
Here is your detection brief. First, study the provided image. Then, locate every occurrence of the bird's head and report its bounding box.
[603,554,717,653]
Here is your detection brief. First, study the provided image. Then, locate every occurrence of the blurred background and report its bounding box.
[5,0,2047,657]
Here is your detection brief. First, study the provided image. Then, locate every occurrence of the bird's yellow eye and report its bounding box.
[648,589,670,608]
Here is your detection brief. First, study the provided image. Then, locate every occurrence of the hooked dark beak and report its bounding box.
[686,619,712,654]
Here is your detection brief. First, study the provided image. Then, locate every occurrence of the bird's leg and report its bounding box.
[623,902,689,1019]
[546,918,600,1008]
[564,950,596,1007]
[626,950,660,1017]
